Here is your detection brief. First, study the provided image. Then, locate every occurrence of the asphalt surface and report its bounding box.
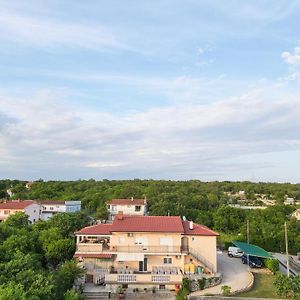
[272,253,299,276]
[191,252,252,296]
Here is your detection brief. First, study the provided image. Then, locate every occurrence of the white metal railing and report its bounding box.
[117,274,137,282]
[152,275,170,282]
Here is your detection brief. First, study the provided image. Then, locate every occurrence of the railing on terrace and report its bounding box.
[110,245,182,253]
[104,273,182,284]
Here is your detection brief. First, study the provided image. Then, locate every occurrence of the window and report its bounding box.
[163,257,172,264]
[135,206,141,212]
[159,285,166,290]
[127,205,131,208]
[118,237,125,244]
[50,207,54,211]
[112,205,116,211]
[4,210,10,215]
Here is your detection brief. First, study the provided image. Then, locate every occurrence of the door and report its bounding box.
[181,237,188,252]
[139,258,148,272]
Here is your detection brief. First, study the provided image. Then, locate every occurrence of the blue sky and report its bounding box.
[1,0,300,182]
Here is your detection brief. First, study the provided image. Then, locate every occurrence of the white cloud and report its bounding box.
[0,9,130,51]
[281,46,300,65]
[0,84,300,180]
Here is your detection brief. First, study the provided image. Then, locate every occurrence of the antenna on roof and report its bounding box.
[182,216,186,221]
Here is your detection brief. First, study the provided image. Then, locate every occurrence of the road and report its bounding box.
[191,253,252,296]
[272,253,299,276]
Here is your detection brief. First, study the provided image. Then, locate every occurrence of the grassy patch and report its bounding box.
[238,274,286,298]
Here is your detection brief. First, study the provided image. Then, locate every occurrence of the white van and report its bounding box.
[228,246,244,257]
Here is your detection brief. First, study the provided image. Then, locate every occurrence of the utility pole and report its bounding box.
[247,219,250,244]
[285,222,290,277]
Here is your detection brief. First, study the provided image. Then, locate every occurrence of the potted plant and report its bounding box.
[117,286,125,299]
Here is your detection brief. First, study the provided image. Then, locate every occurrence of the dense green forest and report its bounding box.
[0,211,88,299]
[1,179,300,255]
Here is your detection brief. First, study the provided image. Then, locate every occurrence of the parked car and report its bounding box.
[228,246,244,257]
[241,254,263,268]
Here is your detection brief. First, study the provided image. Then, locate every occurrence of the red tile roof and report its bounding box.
[75,216,218,236]
[74,253,113,259]
[75,223,113,235]
[182,221,219,236]
[0,200,36,210]
[111,215,184,233]
[107,199,146,205]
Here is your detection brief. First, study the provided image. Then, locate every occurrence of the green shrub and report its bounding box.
[182,278,190,291]
[264,258,279,273]
[176,287,189,300]
[221,285,231,296]
[198,278,206,290]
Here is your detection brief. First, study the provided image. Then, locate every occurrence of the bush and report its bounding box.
[221,285,231,296]
[198,278,206,290]
[264,258,279,273]
[176,287,189,300]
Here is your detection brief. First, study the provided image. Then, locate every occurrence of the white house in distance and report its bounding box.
[39,200,81,221]
[291,209,300,221]
[0,200,41,223]
[106,198,147,221]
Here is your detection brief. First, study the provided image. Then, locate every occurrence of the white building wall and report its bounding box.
[24,203,41,223]
[108,203,147,220]
[40,201,81,220]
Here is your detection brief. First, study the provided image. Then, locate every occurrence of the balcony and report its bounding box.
[110,245,182,254]
[77,243,104,252]
[104,273,182,284]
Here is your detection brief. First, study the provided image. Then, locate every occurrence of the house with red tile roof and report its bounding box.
[106,197,147,221]
[74,214,219,290]
[0,200,41,223]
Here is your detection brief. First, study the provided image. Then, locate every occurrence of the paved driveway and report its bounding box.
[191,253,252,296]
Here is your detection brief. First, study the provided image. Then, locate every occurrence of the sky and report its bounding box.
[0,0,300,182]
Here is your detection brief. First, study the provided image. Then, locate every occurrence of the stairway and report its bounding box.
[188,248,216,273]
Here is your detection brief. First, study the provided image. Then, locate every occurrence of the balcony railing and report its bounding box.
[105,273,182,284]
[77,243,104,252]
[110,245,182,253]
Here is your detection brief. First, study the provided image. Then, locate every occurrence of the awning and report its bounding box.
[233,241,273,259]
[117,253,144,261]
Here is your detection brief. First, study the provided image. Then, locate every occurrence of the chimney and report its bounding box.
[131,197,133,201]
[189,221,194,230]
[117,211,124,220]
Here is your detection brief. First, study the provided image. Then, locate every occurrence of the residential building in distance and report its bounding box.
[0,200,41,223]
[74,213,218,290]
[39,200,81,220]
[106,198,147,221]
[291,209,300,221]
